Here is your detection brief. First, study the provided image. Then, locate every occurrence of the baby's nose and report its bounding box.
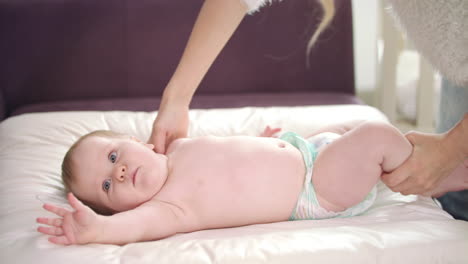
[114,165,127,182]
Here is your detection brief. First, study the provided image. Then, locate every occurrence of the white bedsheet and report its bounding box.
[1,105,467,264]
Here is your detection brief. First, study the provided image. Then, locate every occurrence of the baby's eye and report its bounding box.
[102,179,111,192]
[108,151,117,163]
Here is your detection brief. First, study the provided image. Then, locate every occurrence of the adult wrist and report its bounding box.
[444,113,468,162]
[460,113,468,158]
[160,81,193,109]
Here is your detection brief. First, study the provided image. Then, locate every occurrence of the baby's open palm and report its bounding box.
[37,193,101,245]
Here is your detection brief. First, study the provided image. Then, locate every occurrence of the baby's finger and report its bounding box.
[37,226,64,236]
[49,236,71,245]
[43,204,68,217]
[271,127,282,134]
[37,217,63,227]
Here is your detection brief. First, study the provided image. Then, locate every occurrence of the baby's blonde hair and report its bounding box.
[61,130,129,214]
[307,0,335,66]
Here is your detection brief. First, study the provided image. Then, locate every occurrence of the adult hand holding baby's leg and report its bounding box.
[37,193,102,245]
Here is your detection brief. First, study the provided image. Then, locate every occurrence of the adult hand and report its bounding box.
[145,0,247,153]
[148,101,189,154]
[36,193,101,245]
[381,131,461,196]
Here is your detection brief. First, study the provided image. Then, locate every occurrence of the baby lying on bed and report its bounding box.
[36,120,464,245]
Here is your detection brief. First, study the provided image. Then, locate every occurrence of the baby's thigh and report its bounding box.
[311,129,385,211]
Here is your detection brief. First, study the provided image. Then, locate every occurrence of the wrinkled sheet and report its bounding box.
[1,105,467,264]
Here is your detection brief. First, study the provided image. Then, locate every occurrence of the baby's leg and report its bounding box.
[311,122,412,212]
[305,120,368,138]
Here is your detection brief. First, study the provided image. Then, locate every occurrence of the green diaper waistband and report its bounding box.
[280,132,317,167]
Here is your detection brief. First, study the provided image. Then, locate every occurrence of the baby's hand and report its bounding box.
[37,193,102,245]
[260,126,282,137]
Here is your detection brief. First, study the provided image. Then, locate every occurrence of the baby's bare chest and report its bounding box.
[171,136,304,186]
[159,137,306,225]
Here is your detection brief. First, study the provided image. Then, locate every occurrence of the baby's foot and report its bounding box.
[430,159,468,198]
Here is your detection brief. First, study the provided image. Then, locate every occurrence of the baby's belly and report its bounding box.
[167,138,306,229]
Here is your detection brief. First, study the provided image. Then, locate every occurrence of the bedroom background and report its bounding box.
[1,0,467,263]
[353,0,439,134]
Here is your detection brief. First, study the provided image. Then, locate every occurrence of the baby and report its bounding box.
[36,120,465,245]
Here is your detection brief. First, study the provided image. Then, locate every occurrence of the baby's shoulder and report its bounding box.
[166,138,191,154]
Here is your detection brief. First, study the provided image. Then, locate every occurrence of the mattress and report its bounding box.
[1,104,467,264]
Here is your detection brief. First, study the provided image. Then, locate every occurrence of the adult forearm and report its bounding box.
[443,113,468,164]
[457,113,468,158]
[162,0,247,107]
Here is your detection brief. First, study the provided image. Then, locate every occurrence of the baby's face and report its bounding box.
[71,135,168,213]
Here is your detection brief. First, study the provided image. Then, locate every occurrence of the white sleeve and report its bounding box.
[386,0,468,86]
[240,0,272,14]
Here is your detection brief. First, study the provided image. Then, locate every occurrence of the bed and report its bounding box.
[1,0,467,263]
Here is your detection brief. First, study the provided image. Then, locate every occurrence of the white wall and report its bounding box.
[352,0,380,95]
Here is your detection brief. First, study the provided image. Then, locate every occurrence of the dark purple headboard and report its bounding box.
[0,0,357,120]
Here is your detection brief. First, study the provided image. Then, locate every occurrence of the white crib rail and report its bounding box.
[375,3,436,133]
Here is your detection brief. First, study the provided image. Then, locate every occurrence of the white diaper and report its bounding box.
[280,132,377,220]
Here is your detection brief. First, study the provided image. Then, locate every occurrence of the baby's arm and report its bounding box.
[96,200,185,244]
[37,193,186,245]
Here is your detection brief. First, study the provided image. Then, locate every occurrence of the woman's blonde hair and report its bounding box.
[307,0,335,66]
